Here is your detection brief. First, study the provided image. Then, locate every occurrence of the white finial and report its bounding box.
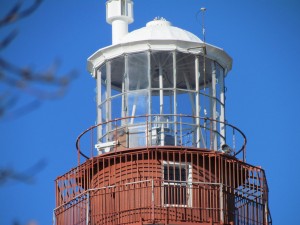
[106,0,134,45]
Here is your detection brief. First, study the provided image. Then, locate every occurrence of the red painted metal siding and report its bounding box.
[54,147,271,225]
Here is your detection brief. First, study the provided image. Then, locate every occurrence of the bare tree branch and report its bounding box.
[0,0,43,27]
[0,159,47,185]
[0,29,18,50]
[0,0,77,120]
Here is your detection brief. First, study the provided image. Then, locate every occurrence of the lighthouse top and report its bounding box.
[121,17,202,44]
[87,17,232,74]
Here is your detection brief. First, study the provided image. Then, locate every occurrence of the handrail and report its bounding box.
[54,178,270,224]
[76,114,247,165]
[54,179,224,211]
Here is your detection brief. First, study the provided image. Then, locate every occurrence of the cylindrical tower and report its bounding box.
[106,0,134,44]
[54,1,272,225]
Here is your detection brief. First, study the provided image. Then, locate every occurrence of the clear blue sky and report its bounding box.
[1,0,300,224]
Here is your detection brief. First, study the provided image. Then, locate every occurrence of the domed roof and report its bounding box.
[88,17,232,75]
[121,18,203,44]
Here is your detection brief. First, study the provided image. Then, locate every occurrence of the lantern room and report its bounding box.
[88,18,232,154]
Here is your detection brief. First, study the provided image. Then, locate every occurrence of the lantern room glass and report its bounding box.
[96,50,225,151]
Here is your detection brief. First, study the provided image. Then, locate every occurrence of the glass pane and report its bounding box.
[111,56,125,92]
[128,125,146,148]
[177,91,195,115]
[150,51,173,89]
[111,91,122,120]
[198,55,213,88]
[176,52,195,90]
[164,165,186,181]
[128,52,149,90]
[127,90,148,122]
[99,65,107,103]
[151,92,160,115]
[163,91,173,115]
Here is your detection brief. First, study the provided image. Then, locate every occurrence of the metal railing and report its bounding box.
[76,114,247,164]
[54,179,268,225]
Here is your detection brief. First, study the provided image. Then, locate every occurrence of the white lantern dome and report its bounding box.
[121,17,202,44]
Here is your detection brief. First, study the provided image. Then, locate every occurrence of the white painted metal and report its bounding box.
[87,20,232,74]
[159,64,164,115]
[95,141,118,154]
[106,61,112,136]
[111,20,129,45]
[219,68,226,147]
[172,51,177,146]
[106,0,134,45]
[147,51,151,116]
[91,7,234,152]
[96,70,102,140]
[210,61,217,150]
[122,54,129,125]
[122,19,200,44]
[195,56,200,148]
[159,64,165,146]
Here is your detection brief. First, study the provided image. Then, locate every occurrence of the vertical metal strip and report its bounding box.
[52,210,56,225]
[159,63,165,146]
[210,61,217,150]
[147,51,152,147]
[123,55,129,124]
[219,183,224,223]
[173,51,177,146]
[148,51,152,115]
[96,69,102,142]
[106,61,112,137]
[195,56,200,148]
[219,67,226,147]
[86,192,90,225]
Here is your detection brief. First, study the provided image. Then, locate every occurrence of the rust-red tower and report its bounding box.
[54,1,272,224]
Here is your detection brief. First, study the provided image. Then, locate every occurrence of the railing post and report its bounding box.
[243,146,246,162]
[91,128,94,157]
[151,179,155,222]
[52,210,56,225]
[265,199,269,225]
[180,115,183,146]
[146,115,149,147]
[77,142,80,166]
[219,183,224,224]
[86,192,90,225]
[114,119,117,152]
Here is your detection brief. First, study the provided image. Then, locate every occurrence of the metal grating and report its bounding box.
[54,148,271,225]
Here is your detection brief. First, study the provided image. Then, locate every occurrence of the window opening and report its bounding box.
[163,161,192,207]
[121,0,126,16]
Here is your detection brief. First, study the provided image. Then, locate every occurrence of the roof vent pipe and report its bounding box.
[106,0,134,45]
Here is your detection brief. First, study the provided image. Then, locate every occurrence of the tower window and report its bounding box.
[121,0,126,16]
[162,161,192,207]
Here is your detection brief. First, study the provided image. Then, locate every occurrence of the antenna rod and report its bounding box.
[200,7,206,43]
[200,7,207,90]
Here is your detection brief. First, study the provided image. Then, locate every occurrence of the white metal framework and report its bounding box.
[94,50,227,153]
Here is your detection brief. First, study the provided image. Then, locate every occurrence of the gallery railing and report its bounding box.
[76,114,247,164]
[54,179,268,225]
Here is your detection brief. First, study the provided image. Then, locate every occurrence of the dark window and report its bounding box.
[121,0,126,16]
[163,163,190,206]
[164,165,186,181]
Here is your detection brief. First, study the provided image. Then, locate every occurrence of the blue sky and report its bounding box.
[1,0,300,224]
